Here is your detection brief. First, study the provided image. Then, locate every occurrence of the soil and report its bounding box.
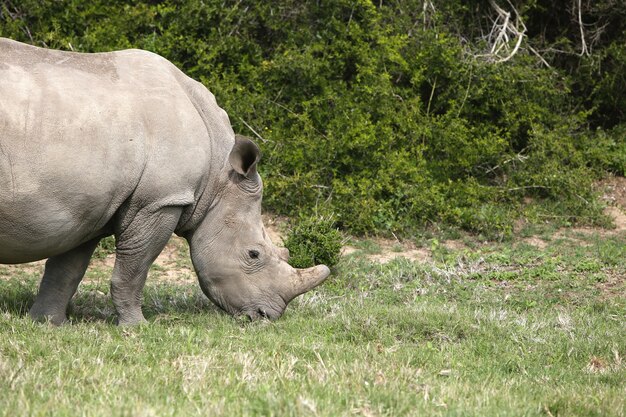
[341,240,432,264]
[599,175,626,209]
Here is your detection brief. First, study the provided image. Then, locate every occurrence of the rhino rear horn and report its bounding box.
[229,135,260,178]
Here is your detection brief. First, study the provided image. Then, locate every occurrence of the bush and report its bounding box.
[93,236,116,259]
[284,216,342,269]
[1,0,624,238]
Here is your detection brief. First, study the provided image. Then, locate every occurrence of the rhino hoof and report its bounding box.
[29,310,67,326]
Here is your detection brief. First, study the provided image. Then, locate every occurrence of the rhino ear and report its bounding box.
[229,135,261,178]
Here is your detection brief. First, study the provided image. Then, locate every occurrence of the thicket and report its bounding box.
[1,0,624,238]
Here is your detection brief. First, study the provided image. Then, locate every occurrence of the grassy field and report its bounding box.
[0,224,624,416]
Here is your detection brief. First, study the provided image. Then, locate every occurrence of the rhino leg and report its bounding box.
[110,206,182,325]
[29,237,101,325]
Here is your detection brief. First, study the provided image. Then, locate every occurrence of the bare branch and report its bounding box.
[238,118,269,143]
[21,23,34,43]
[576,0,589,56]
[469,1,549,67]
[485,151,529,175]
[490,0,526,63]
[528,45,551,68]
[1,0,35,44]
[426,77,437,116]
[422,0,436,28]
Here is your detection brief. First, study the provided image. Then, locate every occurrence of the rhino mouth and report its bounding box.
[197,278,286,321]
[238,293,287,321]
[242,304,285,321]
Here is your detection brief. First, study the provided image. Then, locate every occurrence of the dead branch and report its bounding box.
[485,151,529,175]
[527,45,551,67]
[576,0,589,56]
[1,0,34,43]
[471,1,549,67]
[487,0,526,63]
[238,117,269,143]
[422,0,436,28]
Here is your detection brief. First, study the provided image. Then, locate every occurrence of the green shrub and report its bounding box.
[1,0,624,238]
[284,216,342,269]
[93,236,116,259]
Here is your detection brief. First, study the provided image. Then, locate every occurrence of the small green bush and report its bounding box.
[284,216,342,269]
[93,236,116,259]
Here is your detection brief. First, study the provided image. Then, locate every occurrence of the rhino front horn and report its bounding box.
[285,265,331,302]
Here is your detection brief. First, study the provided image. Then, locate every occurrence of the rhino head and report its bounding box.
[186,136,330,320]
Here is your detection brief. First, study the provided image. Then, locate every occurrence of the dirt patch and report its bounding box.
[341,238,433,264]
[87,236,196,284]
[262,214,289,246]
[605,206,626,232]
[599,175,626,208]
[148,237,196,284]
[0,261,44,279]
[599,175,626,231]
[367,247,432,264]
[95,253,116,269]
[521,237,548,249]
[443,240,467,251]
[595,270,626,300]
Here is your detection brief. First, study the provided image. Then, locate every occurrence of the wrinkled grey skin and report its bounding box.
[0,38,330,325]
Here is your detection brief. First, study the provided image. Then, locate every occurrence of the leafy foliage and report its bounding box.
[284,216,342,269]
[93,236,116,259]
[1,0,624,237]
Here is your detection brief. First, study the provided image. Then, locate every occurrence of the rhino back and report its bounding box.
[0,39,219,262]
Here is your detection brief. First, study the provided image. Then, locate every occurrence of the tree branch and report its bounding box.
[469,1,549,67]
[576,0,589,56]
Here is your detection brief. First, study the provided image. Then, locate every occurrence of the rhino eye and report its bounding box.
[248,250,260,259]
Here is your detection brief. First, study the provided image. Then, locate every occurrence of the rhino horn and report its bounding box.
[284,264,331,302]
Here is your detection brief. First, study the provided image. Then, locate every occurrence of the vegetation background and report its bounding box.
[2,0,625,238]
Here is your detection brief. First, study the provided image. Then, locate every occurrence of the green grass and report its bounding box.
[0,232,624,416]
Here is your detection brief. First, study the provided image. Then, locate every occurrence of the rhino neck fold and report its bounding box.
[175,157,231,237]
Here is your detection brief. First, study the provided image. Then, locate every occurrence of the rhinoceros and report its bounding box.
[0,38,330,325]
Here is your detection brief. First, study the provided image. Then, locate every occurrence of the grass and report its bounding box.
[0,231,624,416]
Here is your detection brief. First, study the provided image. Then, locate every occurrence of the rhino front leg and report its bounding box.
[111,206,182,325]
[29,237,101,325]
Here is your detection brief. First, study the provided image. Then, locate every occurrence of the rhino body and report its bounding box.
[0,38,329,324]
